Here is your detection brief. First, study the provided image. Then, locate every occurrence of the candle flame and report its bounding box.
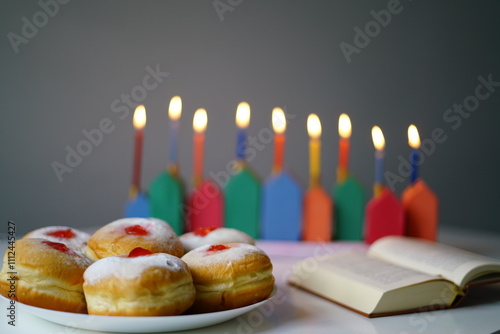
[371,126,385,151]
[408,124,421,149]
[193,108,207,133]
[272,107,286,134]
[307,114,322,139]
[168,96,182,120]
[133,105,146,130]
[338,113,352,139]
[235,102,251,129]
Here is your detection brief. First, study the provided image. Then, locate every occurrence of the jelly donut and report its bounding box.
[23,226,90,253]
[182,243,275,313]
[180,227,255,253]
[0,238,92,313]
[83,247,196,316]
[85,218,183,261]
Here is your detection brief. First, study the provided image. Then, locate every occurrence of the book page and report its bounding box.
[289,250,452,315]
[308,250,441,291]
[368,236,500,288]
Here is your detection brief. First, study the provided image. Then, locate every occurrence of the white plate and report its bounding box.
[1,289,276,333]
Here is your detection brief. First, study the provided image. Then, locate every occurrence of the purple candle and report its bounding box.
[408,125,421,184]
[168,96,182,169]
[235,102,250,160]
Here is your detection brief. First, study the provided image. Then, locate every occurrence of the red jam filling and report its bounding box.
[42,240,78,256]
[206,244,230,253]
[193,226,219,236]
[46,229,75,239]
[128,247,153,257]
[125,225,149,235]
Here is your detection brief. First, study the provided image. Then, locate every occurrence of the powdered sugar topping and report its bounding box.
[107,218,178,243]
[180,228,254,252]
[26,226,90,253]
[84,253,185,285]
[182,243,266,266]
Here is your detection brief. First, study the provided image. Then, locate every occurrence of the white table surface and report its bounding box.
[1,226,500,334]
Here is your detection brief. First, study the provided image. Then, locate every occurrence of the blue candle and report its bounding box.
[410,149,419,183]
[235,102,250,161]
[408,124,421,184]
[168,96,182,167]
[236,128,246,159]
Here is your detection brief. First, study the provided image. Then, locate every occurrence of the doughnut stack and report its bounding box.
[0,220,274,316]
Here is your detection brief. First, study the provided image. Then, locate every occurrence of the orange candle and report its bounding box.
[307,114,322,188]
[131,105,146,196]
[272,107,286,173]
[337,113,351,183]
[192,108,207,187]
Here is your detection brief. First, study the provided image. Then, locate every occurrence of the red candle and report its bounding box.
[193,108,207,187]
[337,113,351,183]
[272,107,286,173]
[131,105,146,196]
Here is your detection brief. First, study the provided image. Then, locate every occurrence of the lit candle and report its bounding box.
[371,126,385,197]
[168,96,182,174]
[272,107,286,173]
[131,105,146,196]
[408,124,421,184]
[307,114,322,188]
[235,102,250,160]
[192,108,207,187]
[337,113,352,183]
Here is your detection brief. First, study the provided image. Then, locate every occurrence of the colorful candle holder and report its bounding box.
[364,187,404,244]
[303,186,333,241]
[186,179,224,231]
[124,191,150,218]
[148,169,185,235]
[224,163,260,238]
[402,179,438,241]
[261,171,303,240]
[333,175,365,241]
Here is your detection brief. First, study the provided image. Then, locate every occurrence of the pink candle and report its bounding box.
[131,105,146,195]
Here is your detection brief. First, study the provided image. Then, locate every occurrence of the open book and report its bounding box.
[288,236,500,317]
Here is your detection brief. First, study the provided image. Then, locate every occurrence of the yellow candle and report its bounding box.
[307,114,322,188]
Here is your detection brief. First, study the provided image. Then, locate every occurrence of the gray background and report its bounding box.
[1,0,499,236]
